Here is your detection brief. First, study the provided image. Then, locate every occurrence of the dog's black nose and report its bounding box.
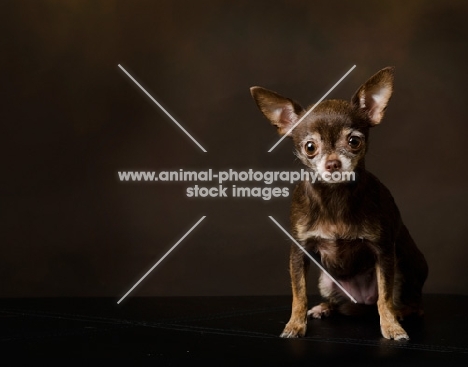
[325,160,342,172]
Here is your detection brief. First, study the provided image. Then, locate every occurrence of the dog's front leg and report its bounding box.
[281,243,310,338]
[376,251,409,340]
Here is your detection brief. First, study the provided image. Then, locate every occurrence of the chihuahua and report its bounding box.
[250,67,428,340]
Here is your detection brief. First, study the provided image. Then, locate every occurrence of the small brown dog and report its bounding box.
[251,67,428,340]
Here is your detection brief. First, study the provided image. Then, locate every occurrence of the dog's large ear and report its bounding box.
[351,67,394,126]
[250,86,304,136]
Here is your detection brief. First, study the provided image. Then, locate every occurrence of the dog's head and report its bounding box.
[251,67,394,183]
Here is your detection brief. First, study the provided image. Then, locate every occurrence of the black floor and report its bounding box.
[1,295,468,366]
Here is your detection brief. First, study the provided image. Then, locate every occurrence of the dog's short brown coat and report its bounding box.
[251,67,428,340]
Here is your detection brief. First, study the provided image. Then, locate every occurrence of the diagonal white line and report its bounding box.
[268,65,356,153]
[268,216,357,303]
[118,64,207,153]
[117,216,206,304]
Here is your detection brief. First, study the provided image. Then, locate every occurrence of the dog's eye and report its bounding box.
[348,136,362,149]
[304,141,317,156]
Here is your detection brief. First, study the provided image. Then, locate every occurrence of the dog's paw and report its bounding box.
[307,303,332,319]
[280,320,307,338]
[381,322,409,341]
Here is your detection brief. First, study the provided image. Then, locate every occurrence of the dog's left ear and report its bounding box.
[250,86,304,136]
[351,67,394,126]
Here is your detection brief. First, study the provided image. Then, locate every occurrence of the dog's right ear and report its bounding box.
[351,67,394,126]
[250,87,304,136]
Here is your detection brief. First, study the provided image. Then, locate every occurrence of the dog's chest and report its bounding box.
[295,219,378,242]
[316,237,375,278]
[296,221,378,279]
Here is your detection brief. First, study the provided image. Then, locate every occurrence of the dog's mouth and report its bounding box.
[296,152,358,184]
[314,167,357,184]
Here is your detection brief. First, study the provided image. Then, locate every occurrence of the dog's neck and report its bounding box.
[305,168,369,219]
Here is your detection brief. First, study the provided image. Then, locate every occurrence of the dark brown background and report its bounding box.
[2,0,467,298]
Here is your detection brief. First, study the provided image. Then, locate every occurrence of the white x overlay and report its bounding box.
[116,64,357,303]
